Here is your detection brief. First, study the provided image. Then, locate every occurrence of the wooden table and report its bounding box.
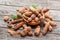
[0,0,60,40]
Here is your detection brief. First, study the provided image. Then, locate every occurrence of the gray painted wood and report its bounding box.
[0,0,60,40]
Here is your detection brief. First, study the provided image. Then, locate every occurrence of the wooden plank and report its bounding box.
[0,0,47,7]
[48,0,60,10]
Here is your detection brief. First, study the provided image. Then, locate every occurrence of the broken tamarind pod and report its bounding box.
[49,21,57,26]
[7,29,17,36]
[48,25,52,32]
[11,19,23,24]
[28,31,33,36]
[34,26,40,36]
[42,8,49,13]
[14,22,24,30]
[7,23,12,28]
[4,16,9,21]
[42,22,49,35]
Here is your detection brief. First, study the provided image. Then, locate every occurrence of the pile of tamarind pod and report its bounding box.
[3,6,57,37]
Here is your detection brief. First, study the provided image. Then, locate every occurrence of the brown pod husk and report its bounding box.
[48,25,52,32]
[42,22,49,35]
[49,21,57,26]
[11,19,23,24]
[7,29,17,36]
[14,22,24,30]
[28,31,33,36]
[34,26,40,36]
[4,16,9,21]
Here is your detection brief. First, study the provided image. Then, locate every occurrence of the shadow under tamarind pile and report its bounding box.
[3,5,57,37]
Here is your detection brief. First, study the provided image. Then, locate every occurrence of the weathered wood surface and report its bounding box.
[0,0,60,40]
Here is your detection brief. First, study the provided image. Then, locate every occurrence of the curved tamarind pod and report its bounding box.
[14,22,24,30]
[49,21,57,26]
[34,26,40,36]
[42,22,49,35]
[11,19,23,24]
[48,25,52,32]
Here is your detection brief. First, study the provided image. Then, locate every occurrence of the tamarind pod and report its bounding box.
[42,22,49,35]
[7,23,12,28]
[49,21,57,26]
[4,16,9,21]
[11,19,23,24]
[16,7,29,13]
[36,8,42,13]
[28,17,32,22]
[48,25,52,32]
[19,31,26,37]
[27,26,32,32]
[17,13,22,18]
[7,29,17,36]
[34,26,40,36]
[20,29,28,37]
[43,8,49,13]
[45,18,51,22]
[23,24,28,29]
[28,31,33,36]
[24,12,32,16]
[45,11,49,15]
[45,14,52,20]
[14,22,24,30]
